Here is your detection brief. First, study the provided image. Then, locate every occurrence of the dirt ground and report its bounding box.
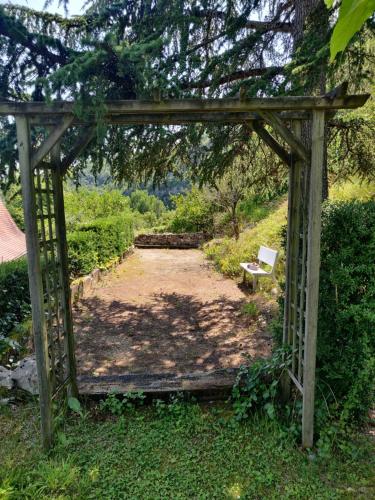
[74,248,276,376]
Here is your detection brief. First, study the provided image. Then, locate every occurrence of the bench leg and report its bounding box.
[252,276,257,292]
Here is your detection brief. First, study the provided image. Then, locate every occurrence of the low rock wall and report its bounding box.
[135,232,208,249]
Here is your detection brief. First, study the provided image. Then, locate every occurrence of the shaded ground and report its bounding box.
[74,248,276,376]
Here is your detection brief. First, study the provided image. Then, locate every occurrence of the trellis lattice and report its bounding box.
[34,165,72,396]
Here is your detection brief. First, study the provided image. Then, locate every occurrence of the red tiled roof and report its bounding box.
[0,198,27,263]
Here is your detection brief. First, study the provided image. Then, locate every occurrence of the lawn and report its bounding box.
[0,400,373,499]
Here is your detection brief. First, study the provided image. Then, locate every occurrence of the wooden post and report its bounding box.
[51,142,79,398]
[302,110,325,448]
[16,115,53,450]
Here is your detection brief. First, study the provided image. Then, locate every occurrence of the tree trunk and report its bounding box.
[293,0,330,201]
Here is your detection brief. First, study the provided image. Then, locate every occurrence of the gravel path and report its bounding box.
[74,248,274,376]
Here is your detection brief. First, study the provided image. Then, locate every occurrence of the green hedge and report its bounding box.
[0,258,30,351]
[271,200,375,429]
[316,201,375,426]
[68,214,134,277]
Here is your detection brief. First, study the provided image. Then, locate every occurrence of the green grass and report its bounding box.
[204,200,287,279]
[204,179,375,282]
[329,179,375,202]
[0,402,374,499]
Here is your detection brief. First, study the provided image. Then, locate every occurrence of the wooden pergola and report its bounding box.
[1,93,369,449]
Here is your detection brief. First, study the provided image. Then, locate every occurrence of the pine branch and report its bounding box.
[0,7,76,66]
[180,66,283,89]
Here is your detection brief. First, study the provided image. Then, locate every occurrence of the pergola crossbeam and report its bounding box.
[0,94,369,117]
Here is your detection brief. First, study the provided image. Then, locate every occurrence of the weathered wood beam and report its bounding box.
[61,126,95,174]
[50,143,79,398]
[30,116,74,169]
[29,111,310,126]
[252,121,291,166]
[16,115,53,450]
[302,109,325,449]
[259,111,309,162]
[0,94,369,117]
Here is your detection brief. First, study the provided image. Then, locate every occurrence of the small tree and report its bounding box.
[208,161,253,240]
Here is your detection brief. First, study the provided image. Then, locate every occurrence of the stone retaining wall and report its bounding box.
[134,232,208,249]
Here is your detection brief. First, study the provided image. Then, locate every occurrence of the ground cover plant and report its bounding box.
[204,200,287,279]
[0,400,373,499]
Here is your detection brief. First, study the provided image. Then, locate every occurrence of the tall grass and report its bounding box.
[204,201,287,279]
[204,179,375,281]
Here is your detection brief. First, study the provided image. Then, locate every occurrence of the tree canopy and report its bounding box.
[0,0,374,192]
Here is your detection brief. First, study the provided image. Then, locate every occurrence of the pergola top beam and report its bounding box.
[0,94,369,118]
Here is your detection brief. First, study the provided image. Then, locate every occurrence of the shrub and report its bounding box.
[269,200,375,433]
[68,214,134,277]
[169,187,214,233]
[64,189,131,230]
[67,230,99,277]
[316,201,375,426]
[204,201,287,278]
[129,190,166,217]
[0,258,30,356]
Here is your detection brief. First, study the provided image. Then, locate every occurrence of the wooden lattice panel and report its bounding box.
[34,166,70,395]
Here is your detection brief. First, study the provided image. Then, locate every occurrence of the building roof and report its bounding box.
[0,198,27,263]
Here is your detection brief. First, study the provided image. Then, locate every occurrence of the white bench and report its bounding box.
[240,246,279,291]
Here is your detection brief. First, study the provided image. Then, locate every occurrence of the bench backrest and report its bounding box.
[257,246,278,268]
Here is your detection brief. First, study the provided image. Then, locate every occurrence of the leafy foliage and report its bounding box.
[0,258,30,357]
[68,214,134,277]
[1,402,373,498]
[325,0,375,61]
[0,1,373,192]
[129,189,166,217]
[100,392,146,416]
[204,200,286,278]
[232,348,291,422]
[64,188,131,230]
[169,186,214,233]
[316,200,375,426]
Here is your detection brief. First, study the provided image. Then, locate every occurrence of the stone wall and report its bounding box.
[134,232,208,249]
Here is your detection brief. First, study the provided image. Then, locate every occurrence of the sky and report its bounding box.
[1,0,85,16]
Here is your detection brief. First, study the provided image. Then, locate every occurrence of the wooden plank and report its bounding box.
[16,115,53,450]
[30,111,311,125]
[51,143,79,398]
[0,94,369,116]
[60,126,95,174]
[252,122,291,166]
[78,368,239,395]
[259,111,309,162]
[302,110,325,449]
[30,116,73,169]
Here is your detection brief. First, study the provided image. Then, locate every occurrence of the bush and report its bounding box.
[129,190,166,217]
[316,201,375,426]
[169,187,214,233]
[67,230,99,277]
[204,201,287,278]
[64,189,131,230]
[0,258,30,355]
[68,214,134,277]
